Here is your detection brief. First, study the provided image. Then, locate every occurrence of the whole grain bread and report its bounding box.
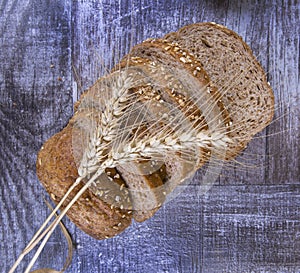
[164,22,275,157]
[36,125,133,240]
[36,23,275,241]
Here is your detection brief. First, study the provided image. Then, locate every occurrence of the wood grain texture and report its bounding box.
[1,0,299,272]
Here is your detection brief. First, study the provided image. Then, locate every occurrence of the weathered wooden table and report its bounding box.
[1,0,299,272]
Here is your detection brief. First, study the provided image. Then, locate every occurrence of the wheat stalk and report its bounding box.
[9,60,234,273]
[78,71,135,177]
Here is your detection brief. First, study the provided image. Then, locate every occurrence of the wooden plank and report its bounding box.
[201,184,300,272]
[1,0,299,272]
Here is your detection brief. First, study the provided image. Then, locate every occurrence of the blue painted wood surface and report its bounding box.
[1,0,299,272]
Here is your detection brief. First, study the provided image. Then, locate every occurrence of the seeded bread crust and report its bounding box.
[164,22,275,157]
[127,39,231,124]
[122,39,234,160]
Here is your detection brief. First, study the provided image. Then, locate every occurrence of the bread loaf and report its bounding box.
[36,22,274,240]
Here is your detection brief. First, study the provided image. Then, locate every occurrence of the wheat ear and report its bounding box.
[9,64,234,272]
